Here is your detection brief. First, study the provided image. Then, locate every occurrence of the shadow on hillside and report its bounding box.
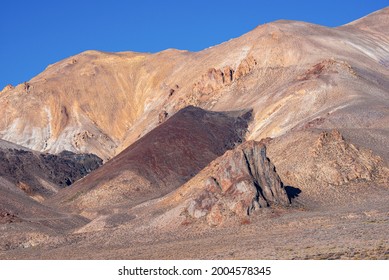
[285,185,302,202]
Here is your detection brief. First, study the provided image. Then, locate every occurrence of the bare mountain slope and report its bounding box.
[0,139,101,251]
[50,106,251,213]
[344,6,389,35]
[1,8,388,162]
[0,139,100,238]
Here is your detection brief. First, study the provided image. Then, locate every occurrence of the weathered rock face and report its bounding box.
[183,141,290,226]
[235,55,258,80]
[192,55,257,95]
[193,67,234,94]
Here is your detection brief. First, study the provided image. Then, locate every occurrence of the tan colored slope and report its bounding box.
[344,6,389,36]
[0,175,89,252]
[266,129,389,209]
[0,50,191,160]
[1,8,388,161]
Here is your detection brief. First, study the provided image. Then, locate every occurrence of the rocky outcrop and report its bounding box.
[73,131,94,149]
[193,67,232,94]
[310,130,389,186]
[192,56,257,94]
[168,84,180,97]
[0,84,14,94]
[235,55,258,80]
[297,59,357,81]
[23,82,31,93]
[158,110,169,123]
[183,140,290,226]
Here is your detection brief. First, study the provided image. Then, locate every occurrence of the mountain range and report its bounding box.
[0,7,388,259]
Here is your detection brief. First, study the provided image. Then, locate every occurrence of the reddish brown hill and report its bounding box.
[51,106,252,212]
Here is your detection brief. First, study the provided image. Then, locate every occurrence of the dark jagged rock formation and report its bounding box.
[40,151,103,187]
[183,140,290,226]
[0,147,102,199]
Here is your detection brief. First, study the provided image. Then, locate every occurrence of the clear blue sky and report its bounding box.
[1,0,388,89]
